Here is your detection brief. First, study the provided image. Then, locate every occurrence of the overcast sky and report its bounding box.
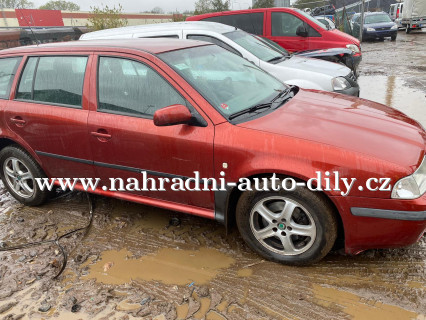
[31,0,255,13]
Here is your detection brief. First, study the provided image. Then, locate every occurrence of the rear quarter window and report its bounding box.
[0,57,21,99]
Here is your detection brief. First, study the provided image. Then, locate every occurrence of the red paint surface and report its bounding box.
[15,9,64,27]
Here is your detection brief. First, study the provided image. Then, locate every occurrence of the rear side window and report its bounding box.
[16,56,88,108]
[97,57,185,118]
[187,35,241,56]
[0,57,21,99]
[203,13,264,35]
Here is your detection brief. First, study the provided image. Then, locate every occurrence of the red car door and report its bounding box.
[87,52,215,209]
[5,53,96,179]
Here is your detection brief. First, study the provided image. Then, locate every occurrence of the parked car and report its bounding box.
[312,4,336,16]
[313,16,336,29]
[401,0,426,33]
[253,35,358,74]
[187,8,362,67]
[352,12,398,41]
[389,2,404,29]
[0,40,425,265]
[80,22,359,96]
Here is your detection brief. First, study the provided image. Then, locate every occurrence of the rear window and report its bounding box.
[0,57,21,99]
[16,56,88,107]
[203,12,264,35]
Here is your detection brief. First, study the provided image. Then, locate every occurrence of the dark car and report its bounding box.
[312,4,336,16]
[353,12,398,41]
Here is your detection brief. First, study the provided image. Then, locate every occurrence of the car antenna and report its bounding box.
[17,7,40,46]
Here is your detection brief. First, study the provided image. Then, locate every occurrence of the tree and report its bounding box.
[87,4,128,31]
[39,0,79,11]
[150,6,164,14]
[194,0,230,15]
[252,0,274,8]
[0,0,34,8]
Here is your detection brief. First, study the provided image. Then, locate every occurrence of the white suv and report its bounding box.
[80,21,360,96]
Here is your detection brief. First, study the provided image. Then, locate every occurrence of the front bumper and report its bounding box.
[364,29,397,39]
[331,193,426,254]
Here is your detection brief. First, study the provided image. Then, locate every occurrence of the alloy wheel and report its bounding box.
[3,157,35,198]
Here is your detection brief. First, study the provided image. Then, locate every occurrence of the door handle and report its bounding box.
[90,130,112,141]
[10,117,26,126]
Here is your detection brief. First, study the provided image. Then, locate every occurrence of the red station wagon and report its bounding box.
[187,8,362,66]
[0,40,425,265]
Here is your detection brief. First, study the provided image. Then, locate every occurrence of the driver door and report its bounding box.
[87,53,215,209]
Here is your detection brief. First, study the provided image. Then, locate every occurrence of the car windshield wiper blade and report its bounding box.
[272,87,292,103]
[267,56,285,63]
[229,103,272,120]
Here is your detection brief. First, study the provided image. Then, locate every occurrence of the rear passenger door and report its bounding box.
[5,54,96,179]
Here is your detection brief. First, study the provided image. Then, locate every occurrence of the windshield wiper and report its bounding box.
[267,56,285,63]
[229,103,272,120]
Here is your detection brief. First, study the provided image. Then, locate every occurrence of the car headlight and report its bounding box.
[392,156,426,199]
[332,77,351,91]
[391,24,398,29]
[366,27,375,31]
[346,44,360,53]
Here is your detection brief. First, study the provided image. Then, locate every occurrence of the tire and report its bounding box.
[405,26,411,34]
[391,35,397,41]
[236,182,337,265]
[0,145,50,206]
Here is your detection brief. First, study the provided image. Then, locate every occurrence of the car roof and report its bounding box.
[81,21,236,40]
[0,38,210,55]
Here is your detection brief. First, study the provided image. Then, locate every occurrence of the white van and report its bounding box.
[80,21,359,96]
[389,2,404,29]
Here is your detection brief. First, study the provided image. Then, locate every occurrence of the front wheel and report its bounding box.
[391,35,397,41]
[0,146,50,206]
[236,185,337,265]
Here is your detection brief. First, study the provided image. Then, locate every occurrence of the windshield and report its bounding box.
[224,30,284,62]
[295,9,327,30]
[160,45,287,120]
[365,14,392,24]
[253,35,290,57]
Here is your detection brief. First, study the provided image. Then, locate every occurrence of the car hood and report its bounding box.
[329,28,360,45]
[237,89,425,170]
[295,47,353,58]
[276,55,350,77]
[364,21,396,29]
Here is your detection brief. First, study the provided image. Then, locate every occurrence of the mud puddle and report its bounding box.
[83,247,235,285]
[358,75,426,127]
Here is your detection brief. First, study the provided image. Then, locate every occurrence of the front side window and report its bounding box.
[0,57,21,99]
[160,45,287,119]
[271,12,320,37]
[97,56,185,118]
[16,56,88,107]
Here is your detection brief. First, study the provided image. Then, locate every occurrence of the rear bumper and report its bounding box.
[331,193,426,254]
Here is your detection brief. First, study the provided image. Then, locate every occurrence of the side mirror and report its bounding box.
[296,25,309,37]
[153,104,192,126]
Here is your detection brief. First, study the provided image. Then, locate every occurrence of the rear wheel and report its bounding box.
[0,146,50,206]
[236,183,338,265]
[405,26,411,34]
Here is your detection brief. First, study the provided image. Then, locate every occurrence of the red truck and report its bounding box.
[187,7,362,66]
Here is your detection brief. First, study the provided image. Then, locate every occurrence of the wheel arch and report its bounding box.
[0,137,44,169]
[219,172,345,249]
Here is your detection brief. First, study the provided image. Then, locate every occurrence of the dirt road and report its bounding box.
[0,29,425,320]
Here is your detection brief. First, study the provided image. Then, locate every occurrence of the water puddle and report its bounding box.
[358,75,426,127]
[83,247,235,285]
[312,284,420,320]
[236,268,253,277]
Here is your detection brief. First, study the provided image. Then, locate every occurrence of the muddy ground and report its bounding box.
[0,30,426,320]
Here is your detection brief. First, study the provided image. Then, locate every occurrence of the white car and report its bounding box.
[80,21,359,96]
